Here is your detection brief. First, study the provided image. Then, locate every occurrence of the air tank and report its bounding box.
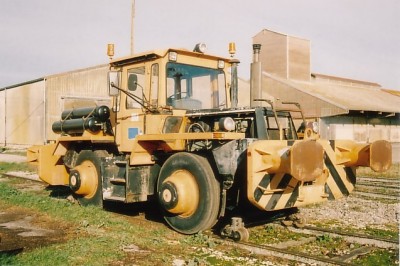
[52,117,102,135]
[61,106,110,122]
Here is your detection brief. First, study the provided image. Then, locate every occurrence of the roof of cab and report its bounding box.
[109,48,232,67]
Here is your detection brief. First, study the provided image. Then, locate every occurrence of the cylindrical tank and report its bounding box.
[52,117,102,135]
[61,106,110,122]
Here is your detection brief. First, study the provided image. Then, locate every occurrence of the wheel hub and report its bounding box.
[69,160,98,198]
[159,181,179,210]
[69,170,81,191]
[159,170,199,217]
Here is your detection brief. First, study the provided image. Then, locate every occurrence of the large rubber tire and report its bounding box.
[157,153,220,234]
[70,150,106,207]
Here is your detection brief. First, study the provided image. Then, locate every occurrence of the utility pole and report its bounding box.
[131,0,135,55]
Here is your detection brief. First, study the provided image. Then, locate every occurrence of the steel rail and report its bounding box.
[287,225,398,249]
[208,233,355,266]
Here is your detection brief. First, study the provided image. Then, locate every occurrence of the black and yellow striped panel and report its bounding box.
[247,139,356,212]
[320,140,355,200]
[253,173,300,211]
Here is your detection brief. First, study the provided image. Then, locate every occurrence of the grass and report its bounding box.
[364,225,399,240]
[0,161,36,174]
[249,224,310,245]
[310,219,399,241]
[288,234,362,258]
[0,179,183,265]
[12,237,124,266]
[0,176,280,266]
[353,248,399,266]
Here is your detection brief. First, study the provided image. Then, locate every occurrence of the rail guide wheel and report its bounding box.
[220,217,249,242]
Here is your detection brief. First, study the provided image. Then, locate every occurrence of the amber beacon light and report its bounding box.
[107,43,115,59]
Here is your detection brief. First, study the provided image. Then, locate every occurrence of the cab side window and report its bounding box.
[126,66,145,109]
[150,64,159,107]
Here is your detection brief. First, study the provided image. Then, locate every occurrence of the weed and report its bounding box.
[250,224,308,244]
[183,232,216,248]
[353,248,399,266]
[364,226,399,240]
[316,234,333,243]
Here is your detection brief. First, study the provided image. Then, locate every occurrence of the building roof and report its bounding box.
[262,72,400,117]
[383,89,400,97]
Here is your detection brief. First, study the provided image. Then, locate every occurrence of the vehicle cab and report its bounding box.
[107,45,234,152]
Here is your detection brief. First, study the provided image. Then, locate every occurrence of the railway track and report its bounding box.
[287,225,398,249]
[352,176,400,201]
[357,178,400,190]
[357,177,400,184]
[212,173,399,265]
[206,221,399,266]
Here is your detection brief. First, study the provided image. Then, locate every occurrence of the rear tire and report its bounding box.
[157,152,220,234]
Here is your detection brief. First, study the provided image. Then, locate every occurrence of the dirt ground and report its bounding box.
[0,153,73,255]
[0,203,74,255]
[0,153,26,163]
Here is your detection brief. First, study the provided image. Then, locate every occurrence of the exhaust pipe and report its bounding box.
[229,42,240,108]
[250,44,262,107]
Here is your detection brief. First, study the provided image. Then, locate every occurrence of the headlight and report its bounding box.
[219,117,235,131]
[312,122,319,133]
[218,60,225,69]
[168,52,177,61]
[193,43,207,53]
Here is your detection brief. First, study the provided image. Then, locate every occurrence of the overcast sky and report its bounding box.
[1,0,399,90]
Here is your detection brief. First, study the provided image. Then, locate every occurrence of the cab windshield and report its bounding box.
[166,62,226,109]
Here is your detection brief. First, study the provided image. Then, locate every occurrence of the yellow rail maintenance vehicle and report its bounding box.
[28,43,392,241]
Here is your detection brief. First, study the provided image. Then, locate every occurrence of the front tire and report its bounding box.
[69,150,107,207]
[157,152,220,234]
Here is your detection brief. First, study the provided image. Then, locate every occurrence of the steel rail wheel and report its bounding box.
[157,152,220,234]
[69,150,107,207]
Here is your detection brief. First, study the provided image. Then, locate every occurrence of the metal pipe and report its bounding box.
[230,59,240,108]
[131,0,135,55]
[43,79,47,144]
[250,44,262,107]
[4,86,7,146]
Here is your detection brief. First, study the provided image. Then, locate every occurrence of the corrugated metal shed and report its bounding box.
[305,74,399,114]
[0,65,111,146]
[0,79,45,145]
[45,64,110,141]
[260,72,348,118]
[264,72,400,117]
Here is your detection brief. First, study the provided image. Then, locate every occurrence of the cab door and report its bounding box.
[116,65,146,152]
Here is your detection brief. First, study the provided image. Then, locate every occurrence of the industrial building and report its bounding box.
[1,29,399,161]
[0,65,110,146]
[251,29,400,161]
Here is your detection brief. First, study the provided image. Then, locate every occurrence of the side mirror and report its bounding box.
[128,74,138,91]
[108,71,121,96]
